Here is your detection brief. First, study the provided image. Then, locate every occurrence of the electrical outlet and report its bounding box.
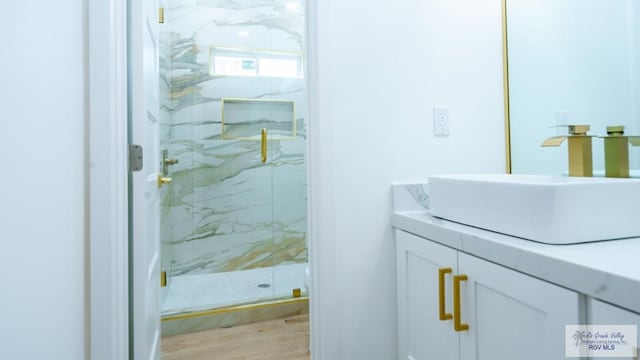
[434,107,450,136]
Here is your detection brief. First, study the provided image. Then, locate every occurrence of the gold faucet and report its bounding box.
[542,125,593,177]
[600,126,640,178]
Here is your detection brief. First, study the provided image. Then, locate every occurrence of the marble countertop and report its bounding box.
[392,210,640,314]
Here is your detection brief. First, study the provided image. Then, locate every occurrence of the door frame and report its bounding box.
[88,0,130,359]
[88,0,323,358]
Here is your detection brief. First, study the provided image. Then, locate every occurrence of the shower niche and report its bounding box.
[222,98,296,140]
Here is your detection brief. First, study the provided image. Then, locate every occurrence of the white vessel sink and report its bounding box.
[429,174,640,244]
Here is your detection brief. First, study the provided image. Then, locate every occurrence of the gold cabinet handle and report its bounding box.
[438,267,453,321]
[453,274,469,332]
[157,175,172,189]
[261,128,267,163]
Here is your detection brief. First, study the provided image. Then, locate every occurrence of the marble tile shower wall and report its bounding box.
[160,0,307,277]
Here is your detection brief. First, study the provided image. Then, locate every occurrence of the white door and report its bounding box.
[458,252,580,360]
[129,0,161,358]
[396,230,459,360]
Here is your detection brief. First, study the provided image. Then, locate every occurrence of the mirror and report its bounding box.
[505,0,640,175]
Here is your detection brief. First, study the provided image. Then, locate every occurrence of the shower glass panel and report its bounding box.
[159,0,307,317]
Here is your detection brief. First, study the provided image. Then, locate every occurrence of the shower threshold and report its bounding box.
[161,263,308,316]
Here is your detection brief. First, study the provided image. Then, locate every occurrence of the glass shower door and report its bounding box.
[269,104,308,300]
[159,0,308,317]
[222,98,301,303]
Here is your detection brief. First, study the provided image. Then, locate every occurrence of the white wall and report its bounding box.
[1,1,87,359]
[310,0,505,358]
[0,0,505,358]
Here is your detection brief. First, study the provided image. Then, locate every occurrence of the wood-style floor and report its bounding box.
[161,315,310,360]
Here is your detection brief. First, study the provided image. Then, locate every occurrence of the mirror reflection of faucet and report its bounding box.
[599,125,640,178]
[541,124,593,177]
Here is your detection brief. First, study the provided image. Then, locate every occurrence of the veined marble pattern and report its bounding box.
[392,183,430,213]
[161,0,307,279]
[406,184,430,209]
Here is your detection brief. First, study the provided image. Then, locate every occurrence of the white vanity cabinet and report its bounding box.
[396,229,460,360]
[396,230,581,360]
[589,299,640,360]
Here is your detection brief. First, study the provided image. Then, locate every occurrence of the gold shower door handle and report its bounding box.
[453,274,469,332]
[438,267,453,321]
[261,128,267,163]
[160,271,167,288]
[162,149,179,175]
[157,175,172,188]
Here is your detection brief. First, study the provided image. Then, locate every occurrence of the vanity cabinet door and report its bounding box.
[458,252,581,360]
[589,299,640,360]
[396,230,459,360]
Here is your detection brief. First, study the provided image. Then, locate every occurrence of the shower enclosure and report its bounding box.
[158,0,308,317]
